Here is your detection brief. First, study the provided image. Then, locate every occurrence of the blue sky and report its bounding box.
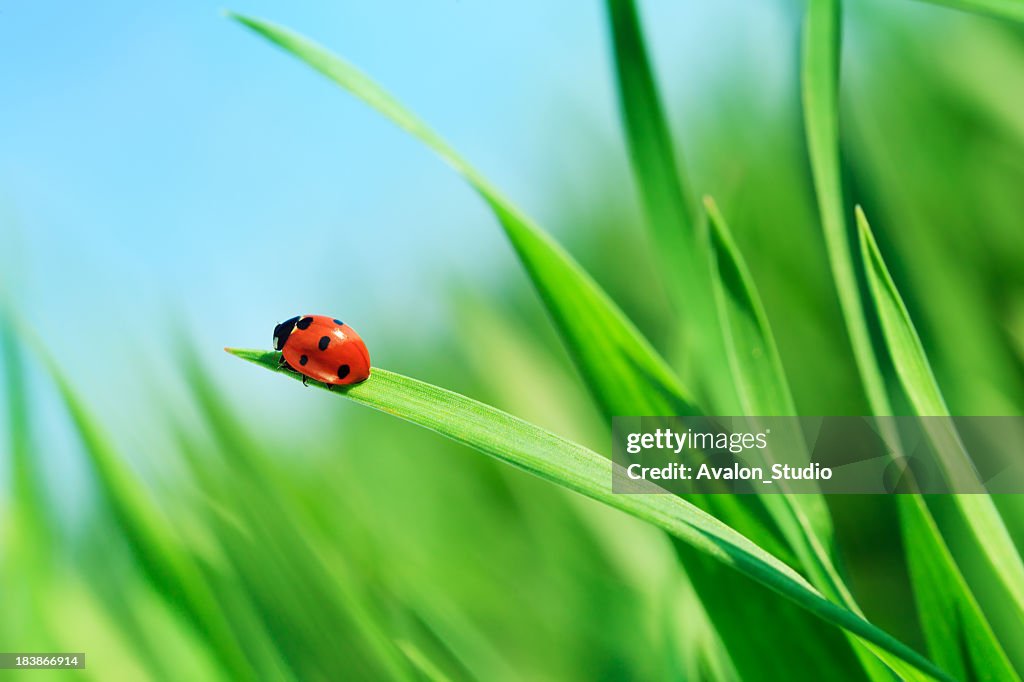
[3,1,607,337]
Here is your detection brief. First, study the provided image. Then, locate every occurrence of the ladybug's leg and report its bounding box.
[325,384,334,392]
[302,376,308,387]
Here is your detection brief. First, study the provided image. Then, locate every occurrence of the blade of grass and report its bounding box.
[704,198,799,416]
[704,198,839,563]
[844,47,1024,663]
[605,0,696,256]
[604,0,735,411]
[802,0,894,418]
[858,206,1024,649]
[898,494,1019,681]
[229,13,694,419]
[229,348,953,682]
[704,198,834,553]
[909,0,1024,23]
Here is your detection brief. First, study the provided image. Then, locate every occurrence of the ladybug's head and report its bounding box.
[272,315,301,351]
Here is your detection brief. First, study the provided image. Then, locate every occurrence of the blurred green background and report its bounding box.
[3,0,1024,679]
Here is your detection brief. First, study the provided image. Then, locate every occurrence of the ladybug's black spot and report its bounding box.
[299,355,308,366]
[296,317,313,330]
[333,319,344,325]
[337,364,350,380]
[318,336,330,351]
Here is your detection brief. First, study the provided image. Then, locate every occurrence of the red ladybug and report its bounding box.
[272,315,371,386]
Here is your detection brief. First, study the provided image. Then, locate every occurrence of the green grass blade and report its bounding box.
[605,0,696,249]
[801,0,894,417]
[703,198,798,417]
[856,216,946,418]
[704,197,833,546]
[909,0,1024,22]
[229,13,694,419]
[856,209,957,422]
[704,197,854,565]
[228,348,953,682]
[858,206,1024,645]
[899,495,1019,681]
[603,0,733,409]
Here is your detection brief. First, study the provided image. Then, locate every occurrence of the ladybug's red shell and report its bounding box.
[275,315,370,386]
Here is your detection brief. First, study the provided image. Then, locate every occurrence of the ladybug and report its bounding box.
[272,315,371,387]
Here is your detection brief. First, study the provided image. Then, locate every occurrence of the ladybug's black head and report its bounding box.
[273,316,301,351]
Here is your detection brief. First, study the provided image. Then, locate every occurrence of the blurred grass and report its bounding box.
[2,1,1024,680]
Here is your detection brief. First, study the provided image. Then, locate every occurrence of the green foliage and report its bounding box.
[3,1,1024,680]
